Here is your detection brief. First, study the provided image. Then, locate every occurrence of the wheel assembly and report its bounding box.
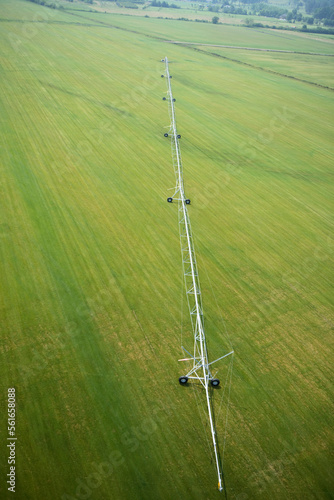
[179,376,188,385]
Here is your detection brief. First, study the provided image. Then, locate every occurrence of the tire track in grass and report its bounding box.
[166,41,334,57]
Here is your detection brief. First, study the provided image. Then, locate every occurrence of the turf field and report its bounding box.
[0,1,333,499]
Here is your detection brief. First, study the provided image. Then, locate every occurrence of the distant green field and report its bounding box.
[190,45,334,88]
[58,10,334,54]
[81,0,316,28]
[0,1,333,499]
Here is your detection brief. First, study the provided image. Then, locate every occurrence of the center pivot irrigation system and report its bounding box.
[161,57,234,492]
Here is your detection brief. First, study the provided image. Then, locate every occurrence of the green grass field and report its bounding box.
[0,1,333,499]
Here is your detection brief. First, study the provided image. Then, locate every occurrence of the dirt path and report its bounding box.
[166,41,334,57]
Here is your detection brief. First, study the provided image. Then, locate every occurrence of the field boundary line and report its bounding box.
[166,41,334,57]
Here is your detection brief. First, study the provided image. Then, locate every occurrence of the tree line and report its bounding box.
[151,0,180,8]
[304,0,334,25]
[205,0,334,26]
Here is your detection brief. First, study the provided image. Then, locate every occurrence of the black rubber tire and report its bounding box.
[164,133,169,137]
[167,197,173,203]
[179,376,188,385]
[185,199,191,205]
[169,75,172,78]
[210,379,220,387]
[162,97,166,101]
[177,134,181,139]
[161,75,164,78]
[173,98,176,102]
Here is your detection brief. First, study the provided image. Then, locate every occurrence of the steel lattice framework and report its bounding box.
[161,56,233,492]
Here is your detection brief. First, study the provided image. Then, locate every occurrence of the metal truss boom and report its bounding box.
[161,57,233,492]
